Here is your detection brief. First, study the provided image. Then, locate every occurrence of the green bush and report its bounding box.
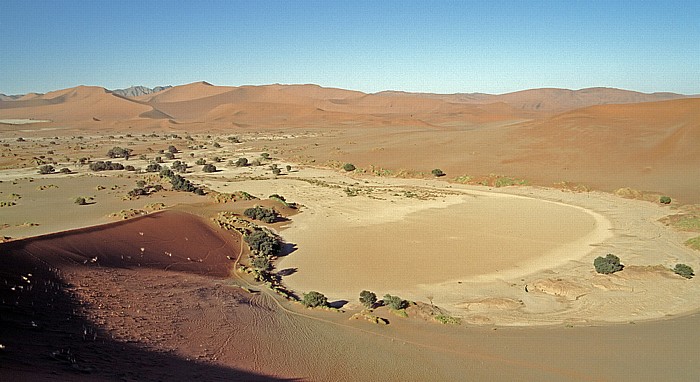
[383,294,407,310]
[244,229,281,257]
[660,196,672,204]
[107,147,132,159]
[244,206,279,223]
[234,157,248,167]
[59,167,71,174]
[594,254,623,274]
[251,256,271,271]
[167,145,178,153]
[302,291,328,308]
[202,164,217,172]
[673,264,694,279]
[195,158,206,165]
[145,163,162,172]
[89,161,124,171]
[359,290,377,309]
[342,163,356,172]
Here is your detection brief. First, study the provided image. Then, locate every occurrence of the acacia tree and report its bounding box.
[359,290,377,309]
[303,291,328,308]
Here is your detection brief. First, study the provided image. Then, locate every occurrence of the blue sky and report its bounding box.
[1,1,699,95]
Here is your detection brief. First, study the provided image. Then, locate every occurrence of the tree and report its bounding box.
[171,160,187,172]
[302,291,328,308]
[673,264,694,279]
[244,206,279,223]
[195,158,206,165]
[594,254,623,274]
[167,145,178,153]
[343,163,356,172]
[286,165,292,172]
[383,294,407,310]
[660,196,672,204]
[272,168,281,176]
[261,152,270,159]
[431,168,445,177]
[107,147,132,159]
[202,163,217,173]
[251,256,271,271]
[164,152,175,160]
[234,157,248,167]
[59,167,72,174]
[38,164,55,174]
[359,290,377,309]
[145,163,162,172]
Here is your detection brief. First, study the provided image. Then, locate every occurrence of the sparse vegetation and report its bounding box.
[59,167,71,174]
[234,157,249,167]
[302,291,328,308]
[244,229,281,257]
[660,196,672,204]
[195,158,206,165]
[685,236,700,251]
[673,264,694,279]
[594,254,623,274]
[74,196,87,205]
[359,290,377,309]
[171,160,187,172]
[435,314,461,325]
[343,163,356,172]
[167,145,178,153]
[145,163,162,172]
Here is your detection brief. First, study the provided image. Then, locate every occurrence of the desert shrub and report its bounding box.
[431,168,445,177]
[107,147,132,159]
[74,196,87,205]
[213,142,221,148]
[286,165,292,172]
[227,136,241,143]
[673,264,694,279]
[261,152,270,159]
[195,158,206,165]
[154,156,164,163]
[302,291,328,308]
[244,206,279,223]
[136,180,147,188]
[167,145,178,153]
[212,156,222,162]
[164,152,175,160]
[594,254,623,274]
[244,229,281,257]
[435,315,461,325]
[145,163,162,172]
[38,164,55,174]
[89,161,124,171]
[124,165,136,171]
[59,167,71,174]
[234,157,248,167]
[660,196,672,204]
[170,174,198,193]
[383,294,407,310]
[343,163,356,172]
[359,290,377,309]
[272,168,281,176]
[202,163,217,173]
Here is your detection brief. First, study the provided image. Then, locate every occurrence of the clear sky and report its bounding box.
[1,1,699,95]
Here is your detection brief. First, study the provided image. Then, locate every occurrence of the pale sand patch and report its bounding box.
[0,119,51,125]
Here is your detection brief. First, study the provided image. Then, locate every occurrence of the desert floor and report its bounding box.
[1,127,699,380]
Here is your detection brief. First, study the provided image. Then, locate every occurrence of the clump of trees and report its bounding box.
[383,294,407,310]
[244,206,279,223]
[38,164,55,174]
[594,254,623,274]
[303,291,328,308]
[89,161,124,171]
[107,147,132,159]
[343,163,356,172]
[171,160,187,172]
[359,290,377,309]
[244,229,281,257]
[673,263,694,279]
[202,163,217,172]
[431,168,445,177]
[168,174,205,195]
[660,196,672,204]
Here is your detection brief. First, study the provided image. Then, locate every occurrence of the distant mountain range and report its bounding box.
[110,85,172,98]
